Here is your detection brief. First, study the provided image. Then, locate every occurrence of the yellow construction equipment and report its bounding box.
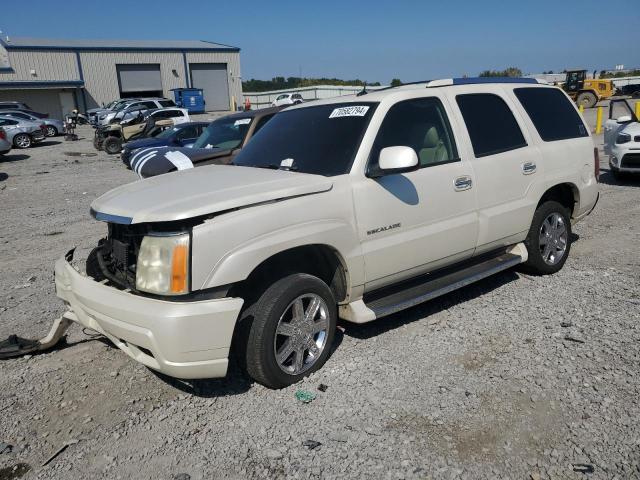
[560,69,614,109]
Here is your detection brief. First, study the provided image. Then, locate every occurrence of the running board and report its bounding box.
[362,251,524,320]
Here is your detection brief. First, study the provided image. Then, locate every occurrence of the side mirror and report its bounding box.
[617,115,632,124]
[377,146,418,174]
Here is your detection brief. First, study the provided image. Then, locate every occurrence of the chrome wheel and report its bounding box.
[274,294,329,375]
[539,213,567,265]
[45,126,57,137]
[14,134,31,148]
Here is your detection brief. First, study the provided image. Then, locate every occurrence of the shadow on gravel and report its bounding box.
[150,363,252,398]
[0,173,7,181]
[341,269,519,340]
[30,140,61,148]
[0,154,29,163]
[598,169,640,187]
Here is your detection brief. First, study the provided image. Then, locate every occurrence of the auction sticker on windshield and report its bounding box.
[329,106,370,118]
[234,118,252,126]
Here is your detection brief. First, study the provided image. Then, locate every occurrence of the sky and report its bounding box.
[2,0,639,84]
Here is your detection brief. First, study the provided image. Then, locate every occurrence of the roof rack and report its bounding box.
[356,77,543,96]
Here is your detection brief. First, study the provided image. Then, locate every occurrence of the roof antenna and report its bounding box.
[357,81,368,96]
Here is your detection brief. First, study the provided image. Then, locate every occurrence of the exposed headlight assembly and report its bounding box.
[616,133,631,144]
[136,233,190,295]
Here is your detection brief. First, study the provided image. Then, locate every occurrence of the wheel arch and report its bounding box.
[537,183,579,217]
[230,244,350,304]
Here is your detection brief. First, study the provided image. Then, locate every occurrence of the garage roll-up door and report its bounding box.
[190,63,229,111]
[117,64,162,93]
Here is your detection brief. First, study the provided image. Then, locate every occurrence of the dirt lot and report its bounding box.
[0,110,639,479]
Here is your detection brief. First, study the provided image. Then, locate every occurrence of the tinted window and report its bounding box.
[192,116,252,150]
[234,103,377,176]
[159,100,176,107]
[141,101,157,109]
[456,93,527,157]
[252,114,274,134]
[175,126,197,140]
[0,104,18,109]
[514,87,588,141]
[369,97,458,173]
[0,119,18,125]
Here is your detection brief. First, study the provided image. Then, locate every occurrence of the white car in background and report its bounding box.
[604,99,640,178]
[271,92,304,107]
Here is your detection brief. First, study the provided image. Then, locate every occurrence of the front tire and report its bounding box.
[103,136,122,154]
[13,133,31,149]
[576,91,597,109]
[241,273,337,389]
[521,201,572,275]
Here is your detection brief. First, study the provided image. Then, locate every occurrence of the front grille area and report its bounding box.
[621,153,640,169]
[93,223,148,290]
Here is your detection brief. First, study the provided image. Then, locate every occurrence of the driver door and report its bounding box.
[351,96,478,290]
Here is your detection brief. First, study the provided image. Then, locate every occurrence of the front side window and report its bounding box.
[192,116,253,150]
[456,93,527,157]
[175,125,197,140]
[514,87,588,141]
[234,102,377,176]
[368,97,458,173]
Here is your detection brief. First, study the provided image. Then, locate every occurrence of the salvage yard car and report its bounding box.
[604,98,640,178]
[53,78,598,389]
[127,106,281,178]
[0,116,45,148]
[0,127,11,155]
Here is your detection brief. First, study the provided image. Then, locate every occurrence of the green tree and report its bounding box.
[479,67,523,78]
[390,78,402,87]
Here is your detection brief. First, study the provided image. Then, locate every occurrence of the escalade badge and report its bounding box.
[367,223,401,236]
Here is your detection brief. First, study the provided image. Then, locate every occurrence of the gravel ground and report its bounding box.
[0,116,638,480]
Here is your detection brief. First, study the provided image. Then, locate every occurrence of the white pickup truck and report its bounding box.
[53,78,599,388]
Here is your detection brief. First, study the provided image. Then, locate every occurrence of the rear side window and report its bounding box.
[456,93,527,157]
[514,87,588,141]
[159,100,175,107]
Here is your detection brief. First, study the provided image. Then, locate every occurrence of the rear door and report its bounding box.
[447,88,541,253]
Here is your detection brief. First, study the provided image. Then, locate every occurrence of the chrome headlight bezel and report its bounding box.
[135,232,190,296]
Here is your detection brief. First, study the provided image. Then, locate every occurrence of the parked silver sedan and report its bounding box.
[0,110,64,137]
[0,127,11,155]
[0,116,45,148]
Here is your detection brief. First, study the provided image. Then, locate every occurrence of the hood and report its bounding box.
[91,165,333,224]
[621,122,640,137]
[124,137,170,151]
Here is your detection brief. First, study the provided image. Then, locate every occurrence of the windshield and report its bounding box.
[233,103,377,176]
[155,126,180,139]
[191,116,252,149]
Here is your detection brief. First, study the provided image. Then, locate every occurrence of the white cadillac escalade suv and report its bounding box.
[54,78,599,388]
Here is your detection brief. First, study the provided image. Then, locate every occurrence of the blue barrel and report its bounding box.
[171,88,205,113]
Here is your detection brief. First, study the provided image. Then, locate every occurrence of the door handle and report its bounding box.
[522,162,537,175]
[454,176,473,191]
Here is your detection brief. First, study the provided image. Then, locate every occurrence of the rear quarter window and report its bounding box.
[514,87,588,141]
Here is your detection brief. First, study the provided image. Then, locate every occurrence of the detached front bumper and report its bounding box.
[54,256,243,379]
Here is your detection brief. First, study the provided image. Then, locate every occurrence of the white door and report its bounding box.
[447,89,541,252]
[59,91,75,117]
[351,97,478,290]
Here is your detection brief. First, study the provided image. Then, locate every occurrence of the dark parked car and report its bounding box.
[129,106,283,178]
[121,122,208,166]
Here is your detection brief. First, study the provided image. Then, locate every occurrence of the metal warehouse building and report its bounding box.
[0,37,242,119]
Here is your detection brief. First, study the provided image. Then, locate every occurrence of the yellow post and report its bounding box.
[595,106,603,134]
[579,104,584,114]
[636,101,640,120]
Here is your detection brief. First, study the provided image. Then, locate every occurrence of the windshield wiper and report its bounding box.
[237,163,299,171]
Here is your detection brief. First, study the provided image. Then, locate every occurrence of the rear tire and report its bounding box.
[240,273,337,389]
[103,136,122,155]
[576,91,597,109]
[13,133,31,149]
[45,125,58,137]
[521,201,572,275]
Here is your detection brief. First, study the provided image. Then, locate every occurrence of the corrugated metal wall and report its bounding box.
[186,51,242,109]
[0,49,79,81]
[0,48,242,112]
[79,51,184,108]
